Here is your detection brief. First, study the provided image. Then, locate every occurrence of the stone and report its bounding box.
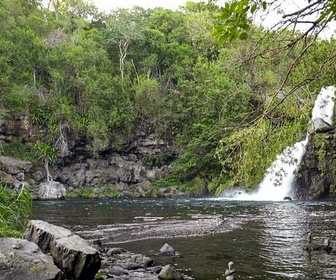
[159,243,175,256]
[107,248,127,256]
[38,181,66,200]
[158,264,183,280]
[310,118,333,134]
[115,254,154,270]
[25,220,101,280]
[0,156,32,175]
[0,238,61,280]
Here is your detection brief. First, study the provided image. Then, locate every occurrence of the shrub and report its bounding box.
[0,184,32,238]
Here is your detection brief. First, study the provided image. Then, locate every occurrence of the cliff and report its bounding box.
[0,114,183,198]
[295,131,336,199]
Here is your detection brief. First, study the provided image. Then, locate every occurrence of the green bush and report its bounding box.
[66,187,94,198]
[98,185,121,198]
[0,184,32,238]
[1,141,37,162]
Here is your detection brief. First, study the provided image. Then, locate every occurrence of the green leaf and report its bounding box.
[250,3,258,14]
[239,31,248,40]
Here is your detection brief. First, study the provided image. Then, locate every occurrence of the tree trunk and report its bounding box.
[44,158,52,182]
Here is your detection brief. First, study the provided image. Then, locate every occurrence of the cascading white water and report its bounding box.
[223,86,335,201]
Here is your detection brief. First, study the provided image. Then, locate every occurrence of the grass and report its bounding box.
[0,184,32,238]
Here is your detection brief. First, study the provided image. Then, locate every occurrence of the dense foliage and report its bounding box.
[0,184,32,237]
[0,0,335,195]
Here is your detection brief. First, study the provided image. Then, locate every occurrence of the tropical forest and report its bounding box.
[1,0,336,279]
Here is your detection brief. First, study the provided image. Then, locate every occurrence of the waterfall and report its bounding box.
[223,86,335,201]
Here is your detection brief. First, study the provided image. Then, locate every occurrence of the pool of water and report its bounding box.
[33,198,336,279]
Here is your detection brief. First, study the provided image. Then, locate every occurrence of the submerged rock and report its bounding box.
[25,220,101,280]
[0,238,61,280]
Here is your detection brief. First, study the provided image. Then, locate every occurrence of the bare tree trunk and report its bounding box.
[44,159,52,182]
[131,59,139,85]
[118,38,130,82]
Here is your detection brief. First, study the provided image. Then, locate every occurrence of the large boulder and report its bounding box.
[0,156,32,180]
[25,220,101,280]
[38,181,66,200]
[0,238,61,280]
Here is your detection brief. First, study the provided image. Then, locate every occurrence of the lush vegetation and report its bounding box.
[0,184,32,237]
[0,0,335,197]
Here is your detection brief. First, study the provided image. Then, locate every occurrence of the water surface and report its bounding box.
[33,198,336,279]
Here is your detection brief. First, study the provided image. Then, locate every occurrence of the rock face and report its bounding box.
[52,131,176,192]
[25,220,101,280]
[0,116,178,197]
[295,132,336,199]
[0,156,32,189]
[0,238,61,280]
[0,113,38,143]
[38,181,66,200]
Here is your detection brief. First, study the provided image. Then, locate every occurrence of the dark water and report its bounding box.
[33,198,336,279]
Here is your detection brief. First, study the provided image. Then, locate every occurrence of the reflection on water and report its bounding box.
[33,199,336,279]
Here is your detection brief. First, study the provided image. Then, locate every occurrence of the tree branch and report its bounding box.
[282,0,322,18]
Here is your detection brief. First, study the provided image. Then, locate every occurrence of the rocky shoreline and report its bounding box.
[0,220,196,280]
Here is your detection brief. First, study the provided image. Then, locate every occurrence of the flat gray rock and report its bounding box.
[25,220,101,280]
[0,238,61,280]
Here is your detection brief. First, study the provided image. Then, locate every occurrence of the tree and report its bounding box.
[34,141,57,182]
[214,0,336,79]
[104,8,145,82]
[47,0,97,21]
[211,0,336,193]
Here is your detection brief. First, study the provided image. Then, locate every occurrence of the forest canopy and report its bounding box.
[0,0,335,194]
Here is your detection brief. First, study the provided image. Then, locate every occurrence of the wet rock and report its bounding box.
[106,247,127,256]
[38,181,66,200]
[89,239,102,250]
[310,118,333,134]
[160,243,176,256]
[158,264,183,280]
[115,254,154,270]
[25,220,101,280]
[0,238,61,280]
[98,248,158,280]
[296,133,336,199]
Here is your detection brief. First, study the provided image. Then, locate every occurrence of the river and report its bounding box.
[33,198,336,279]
